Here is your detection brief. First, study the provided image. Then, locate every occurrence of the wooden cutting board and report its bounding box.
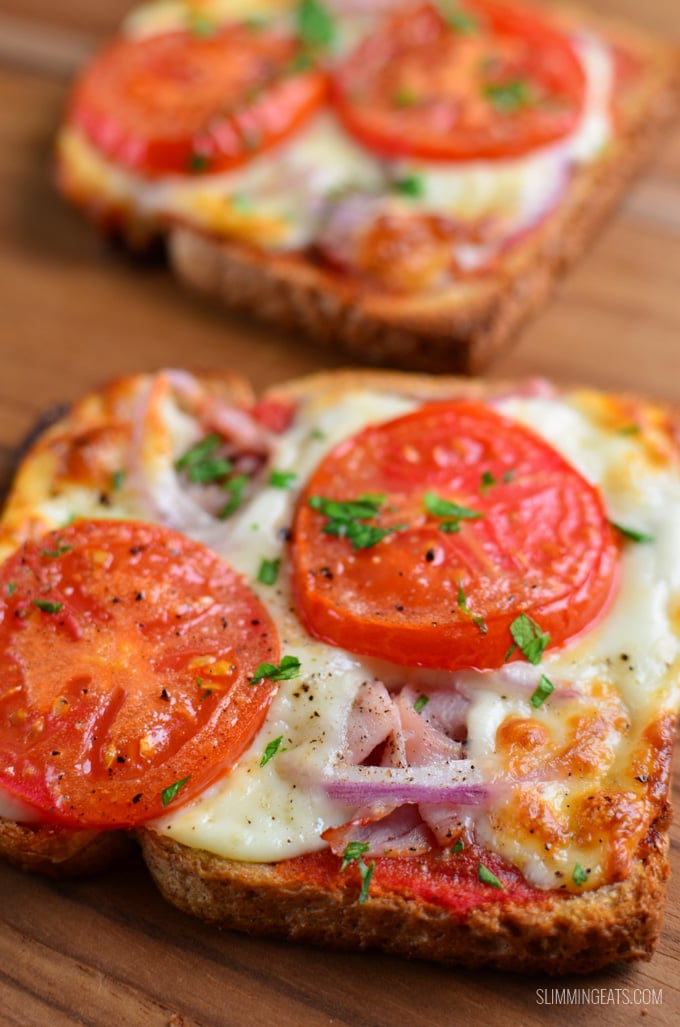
[0,2,678,1023]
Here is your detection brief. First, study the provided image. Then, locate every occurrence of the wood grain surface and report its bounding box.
[0,1,679,1024]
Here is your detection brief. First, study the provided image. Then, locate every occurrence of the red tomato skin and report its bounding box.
[332,0,587,162]
[291,401,619,670]
[68,28,327,178]
[0,520,279,828]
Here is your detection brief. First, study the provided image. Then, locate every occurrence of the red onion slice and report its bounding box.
[322,761,491,807]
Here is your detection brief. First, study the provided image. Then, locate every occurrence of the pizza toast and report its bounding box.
[0,367,678,973]
[56,0,680,372]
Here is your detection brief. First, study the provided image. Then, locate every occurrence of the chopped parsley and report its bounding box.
[189,458,234,484]
[218,474,249,519]
[506,613,550,665]
[618,423,641,436]
[187,152,210,173]
[187,12,216,37]
[477,863,504,889]
[424,491,483,533]
[392,173,425,199]
[269,469,297,489]
[451,838,464,854]
[41,542,71,558]
[484,80,534,113]
[530,674,555,709]
[439,1,479,34]
[7,582,16,596]
[413,693,430,714]
[611,521,654,544]
[392,87,419,108]
[161,776,190,808]
[175,434,233,484]
[457,582,488,635]
[341,841,375,904]
[297,0,335,50]
[249,655,301,684]
[111,469,125,491]
[308,494,398,550]
[572,862,589,887]
[32,600,63,615]
[257,557,281,586]
[480,470,496,493]
[260,735,287,767]
[175,433,221,472]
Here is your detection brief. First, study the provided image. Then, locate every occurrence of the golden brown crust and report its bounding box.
[0,817,133,878]
[138,810,670,975]
[56,5,680,371]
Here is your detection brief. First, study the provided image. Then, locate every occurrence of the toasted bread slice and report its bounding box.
[56,2,680,371]
[0,368,678,972]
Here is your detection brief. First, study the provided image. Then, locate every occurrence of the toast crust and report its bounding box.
[0,817,132,878]
[139,808,670,975]
[56,4,680,371]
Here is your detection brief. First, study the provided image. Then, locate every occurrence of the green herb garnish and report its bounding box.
[249,655,301,684]
[457,582,488,635]
[484,80,533,113]
[188,13,216,37]
[506,613,550,665]
[218,474,249,519]
[260,735,287,767]
[176,434,221,471]
[187,152,210,173]
[161,776,191,808]
[478,863,504,889]
[340,841,375,904]
[392,87,419,108]
[41,543,71,558]
[572,862,588,887]
[111,469,125,491]
[392,173,425,199]
[424,491,483,533]
[308,494,398,550]
[439,1,479,34]
[269,469,297,489]
[189,458,233,484]
[611,522,654,544]
[451,838,464,854]
[530,674,555,709]
[32,600,63,615]
[480,471,496,493]
[413,693,430,714]
[7,582,16,596]
[257,557,281,586]
[297,0,335,50]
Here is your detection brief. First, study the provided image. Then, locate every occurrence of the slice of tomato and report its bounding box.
[0,520,279,828]
[68,25,327,177]
[332,0,586,161]
[291,401,619,670]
